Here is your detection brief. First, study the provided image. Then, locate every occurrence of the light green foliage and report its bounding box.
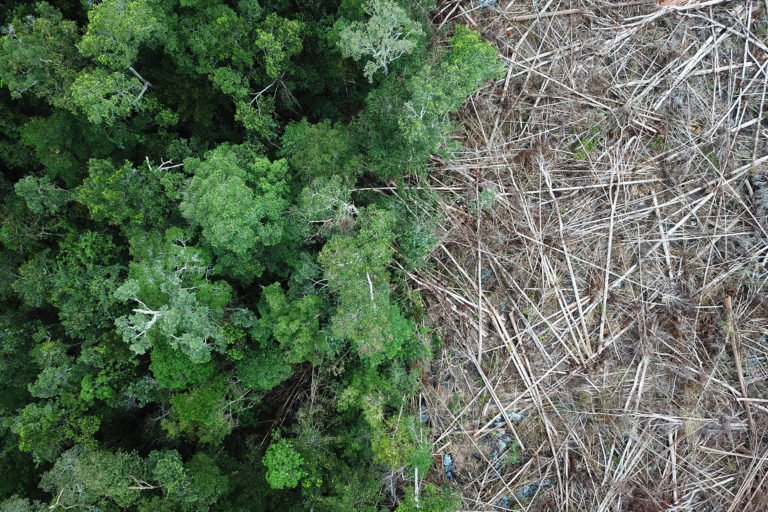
[38,448,226,511]
[234,98,277,136]
[371,415,431,472]
[294,175,354,239]
[358,26,501,177]
[77,158,184,230]
[395,484,460,512]
[574,126,601,159]
[39,448,145,509]
[255,14,304,79]
[319,208,415,365]
[70,69,145,125]
[399,25,502,149]
[263,439,306,489]
[180,143,291,281]
[337,0,424,81]
[337,364,420,431]
[113,229,232,363]
[148,450,228,510]
[0,3,81,110]
[147,450,186,496]
[12,251,52,308]
[259,283,327,364]
[38,447,101,510]
[0,496,45,512]
[78,0,160,70]
[13,176,68,216]
[28,354,71,399]
[222,322,248,361]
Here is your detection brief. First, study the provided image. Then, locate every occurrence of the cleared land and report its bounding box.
[415,0,768,510]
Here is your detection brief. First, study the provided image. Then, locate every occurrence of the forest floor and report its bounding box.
[413,0,768,510]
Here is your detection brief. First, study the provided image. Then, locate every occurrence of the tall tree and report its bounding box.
[337,0,424,81]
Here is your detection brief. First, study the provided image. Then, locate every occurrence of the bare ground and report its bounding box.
[412,0,768,509]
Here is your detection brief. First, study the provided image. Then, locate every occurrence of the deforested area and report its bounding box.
[415,1,768,510]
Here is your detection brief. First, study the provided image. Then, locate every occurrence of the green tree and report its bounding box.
[10,400,100,463]
[259,283,327,364]
[18,111,115,187]
[293,174,355,240]
[337,0,424,81]
[399,25,502,148]
[395,484,460,512]
[39,447,145,509]
[358,25,502,177]
[162,378,242,445]
[180,143,292,281]
[0,496,45,512]
[47,231,124,339]
[150,342,215,391]
[281,119,362,179]
[263,439,306,489]
[77,0,160,70]
[13,176,68,216]
[70,69,147,125]
[38,447,227,511]
[0,0,502,505]
[0,3,81,110]
[76,158,184,232]
[319,207,415,365]
[254,13,304,80]
[235,345,293,392]
[113,229,232,363]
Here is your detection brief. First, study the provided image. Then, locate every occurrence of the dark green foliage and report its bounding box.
[259,283,328,364]
[77,158,184,233]
[0,0,500,508]
[0,2,81,110]
[47,231,124,338]
[18,111,115,187]
[281,119,362,179]
[150,342,215,391]
[236,345,293,392]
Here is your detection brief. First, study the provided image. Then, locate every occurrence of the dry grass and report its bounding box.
[411,0,768,509]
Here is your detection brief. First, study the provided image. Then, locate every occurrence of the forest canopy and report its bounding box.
[0,0,500,510]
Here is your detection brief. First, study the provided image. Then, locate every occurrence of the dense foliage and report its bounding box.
[0,0,500,510]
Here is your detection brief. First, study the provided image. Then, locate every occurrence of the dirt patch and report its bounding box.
[416,0,768,509]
